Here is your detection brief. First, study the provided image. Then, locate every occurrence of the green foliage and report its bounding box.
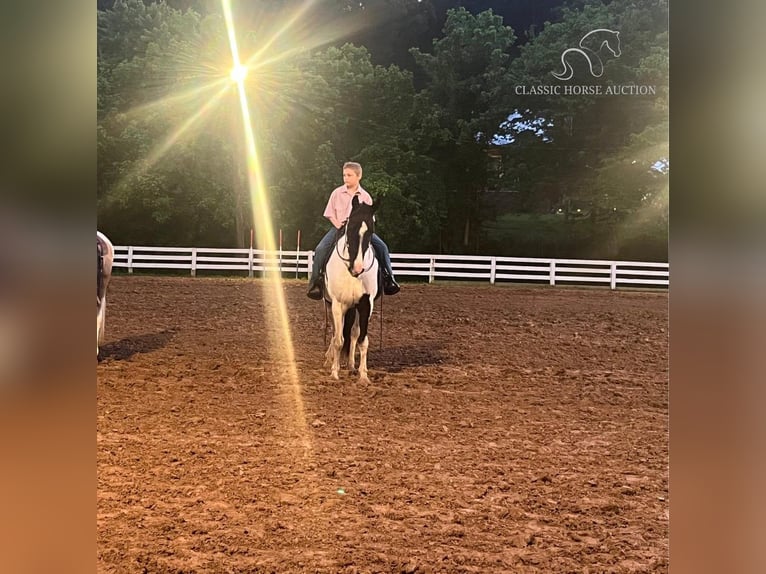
[496,0,668,258]
[410,8,517,252]
[98,1,240,246]
[483,211,667,261]
[98,0,668,261]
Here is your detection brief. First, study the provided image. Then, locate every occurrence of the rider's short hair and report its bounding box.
[343,162,362,177]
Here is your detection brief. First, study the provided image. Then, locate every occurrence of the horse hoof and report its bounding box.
[359,375,370,385]
[331,372,339,380]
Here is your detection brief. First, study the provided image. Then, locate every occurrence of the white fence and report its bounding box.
[113,246,668,290]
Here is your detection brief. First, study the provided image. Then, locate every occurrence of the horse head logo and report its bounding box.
[552,28,621,81]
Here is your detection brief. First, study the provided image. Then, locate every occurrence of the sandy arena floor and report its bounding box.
[97,276,668,573]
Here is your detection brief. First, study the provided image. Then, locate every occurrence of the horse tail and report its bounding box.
[552,48,577,81]
[340,307,356,362]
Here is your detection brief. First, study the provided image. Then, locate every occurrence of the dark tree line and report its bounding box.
[98,0,668,260]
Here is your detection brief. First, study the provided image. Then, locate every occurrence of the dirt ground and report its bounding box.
[97,276,668,573]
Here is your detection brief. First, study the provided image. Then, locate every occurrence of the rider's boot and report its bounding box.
[382,271,400,296]
[307,273,324,300]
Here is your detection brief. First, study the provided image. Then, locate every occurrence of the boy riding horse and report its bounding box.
[307,162,400,300]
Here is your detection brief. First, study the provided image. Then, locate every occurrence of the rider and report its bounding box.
[307,161,400,300]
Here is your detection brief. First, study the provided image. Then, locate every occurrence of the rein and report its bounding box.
[333,222,351,263]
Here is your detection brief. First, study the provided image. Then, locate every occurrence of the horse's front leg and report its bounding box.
[348,316,360,374]
[356,295,372,384]
[323,302,334,367]
[97,298,106,356]
[357,334,370,384]
[329,300,345,380]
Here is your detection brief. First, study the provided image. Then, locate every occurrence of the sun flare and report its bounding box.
[221,0,310,455]
[230,64,249,83]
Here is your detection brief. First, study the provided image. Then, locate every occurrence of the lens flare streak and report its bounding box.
[111,84,229,195]
[221,0,310,454]
[121,77,230,121]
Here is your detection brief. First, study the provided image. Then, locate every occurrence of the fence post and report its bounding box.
[307,251,314,281]
[490,257,496,285]
[429,257,435,284]
[248,247,254,278]
[549,260,556,286]
[295,230,301,279]
[127,246,134,274]
[191,248,197,277]
[610,262,617,290]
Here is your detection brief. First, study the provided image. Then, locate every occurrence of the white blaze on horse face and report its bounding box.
[352,221,368,275]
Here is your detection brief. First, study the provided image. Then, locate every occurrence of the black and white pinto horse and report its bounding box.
[323,196,380,383]
[97,231,114,356]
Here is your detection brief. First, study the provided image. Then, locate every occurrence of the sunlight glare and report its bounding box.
[221,0,310,455]
[230,64,249,83]
[111,84,229,194]
[122,77,230,120]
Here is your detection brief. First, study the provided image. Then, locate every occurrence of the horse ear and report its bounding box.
[352,195,359,209]
[372,196,381,213]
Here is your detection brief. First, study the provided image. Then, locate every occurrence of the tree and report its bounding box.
[268,44,443,252]
[97,0,668,260]
[498,0,668,258]
[98,1,242,246]
[411,8,516,252]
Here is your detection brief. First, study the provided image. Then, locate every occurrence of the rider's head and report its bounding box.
[342,162,362,191]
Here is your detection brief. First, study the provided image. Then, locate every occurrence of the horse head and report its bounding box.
[601,30,621,58]
[580,28,621,58]
[345,195,377,277]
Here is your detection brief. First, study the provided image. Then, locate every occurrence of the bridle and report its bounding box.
[334,219,375,276]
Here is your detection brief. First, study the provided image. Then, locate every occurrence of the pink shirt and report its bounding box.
[323,185,373,225]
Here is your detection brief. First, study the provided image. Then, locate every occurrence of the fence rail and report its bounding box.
[113,246,668,290]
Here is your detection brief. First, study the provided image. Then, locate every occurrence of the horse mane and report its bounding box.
[346,197,376,228]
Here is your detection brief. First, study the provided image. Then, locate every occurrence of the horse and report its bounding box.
[552,28,621,81]
[97,231,114,357]
[322,195,380,383]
